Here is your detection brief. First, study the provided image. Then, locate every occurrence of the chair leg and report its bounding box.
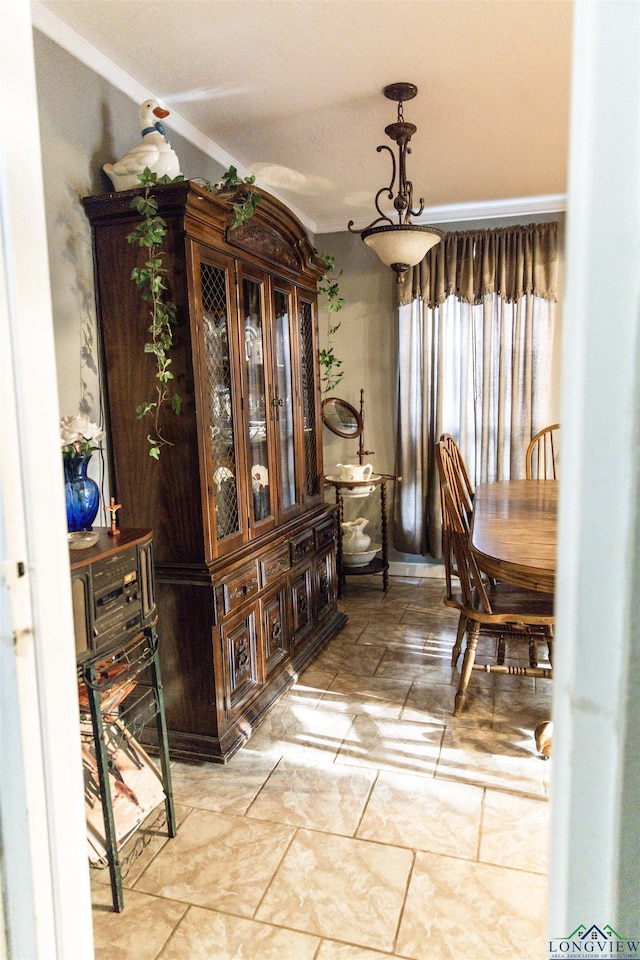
[454,620,480,716]
[451,615,466,667]
[497,635,505,664]
[529,639,538,668]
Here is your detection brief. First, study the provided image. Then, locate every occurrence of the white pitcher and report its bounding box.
[336,462,373,483]
[341,517,371,553]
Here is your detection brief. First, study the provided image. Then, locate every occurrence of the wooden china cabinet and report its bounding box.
[82,180,345,762]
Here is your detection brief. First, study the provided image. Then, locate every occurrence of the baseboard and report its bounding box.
[388,561,445,579]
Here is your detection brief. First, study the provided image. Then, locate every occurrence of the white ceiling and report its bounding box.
[33,0,574,235]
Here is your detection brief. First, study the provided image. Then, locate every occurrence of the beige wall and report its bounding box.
[33,30,224,515]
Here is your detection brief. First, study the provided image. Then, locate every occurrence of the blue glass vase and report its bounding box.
[63,454,100,532]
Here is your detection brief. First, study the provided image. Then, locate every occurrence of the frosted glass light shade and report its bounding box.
[362,224,443,268]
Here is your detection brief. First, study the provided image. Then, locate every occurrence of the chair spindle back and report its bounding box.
[526,424,560,480]
[435,440,493,614]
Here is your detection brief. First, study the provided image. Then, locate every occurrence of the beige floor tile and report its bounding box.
[315,640,387,677]
[355,622,430,648]
[286,671,336,709]
[321,673,412,719]
[492,687,554,729]
[256,828,413,952]
[421,634,459,659]
[248,757,375,834]
[357,771,484,859]
[247,701,355,764]
[316,940,395,959]
[365,598,410,621]
[401,680,494,726]
[396,851,547,960]
[134,807,294,915]
[91,885,187,960]
[296,662,338,693]
[169,751,278,815]
[437,725,547,796]
[156,906,320,960]
[480,790,550,874]
[91,575,552,958]
[401,605,459,626]
[334,619,369,641]
[335,714,443,777]
[91,803,192,890]
[374,647,454,684]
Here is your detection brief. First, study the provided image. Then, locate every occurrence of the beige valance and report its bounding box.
[398,221,559,308]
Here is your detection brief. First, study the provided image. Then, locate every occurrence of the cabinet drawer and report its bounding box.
[221,562,260,616]
[314,517,336,551]
[290,529,315,565]
[259,544,290,587]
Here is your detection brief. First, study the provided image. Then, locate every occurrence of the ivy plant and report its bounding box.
[127,168,183,459]
[317,253,346,394]
[199,166,262,229]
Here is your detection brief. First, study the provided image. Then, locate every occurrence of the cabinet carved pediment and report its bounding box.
[228,221,301,271]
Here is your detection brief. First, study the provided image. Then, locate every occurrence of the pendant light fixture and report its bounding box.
[348,82,442,283]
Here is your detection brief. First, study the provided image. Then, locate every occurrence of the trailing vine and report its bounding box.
[197,166,262,228]
[127,168,183,459]
[317,253,345,394]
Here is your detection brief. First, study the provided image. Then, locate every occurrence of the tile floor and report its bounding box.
[91,576,552,960]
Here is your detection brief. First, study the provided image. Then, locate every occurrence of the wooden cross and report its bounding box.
[105,497,122,536]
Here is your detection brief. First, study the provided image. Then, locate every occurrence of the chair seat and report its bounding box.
[446,582,554,624]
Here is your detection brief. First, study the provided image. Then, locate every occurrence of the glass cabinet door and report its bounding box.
[199,255,244,548]
[241,273,274,528]
[298,295,321,501]
[273,286,300,514]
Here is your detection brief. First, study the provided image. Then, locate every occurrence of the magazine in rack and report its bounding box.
[81,718,165,864]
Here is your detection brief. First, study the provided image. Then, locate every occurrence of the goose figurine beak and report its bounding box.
[153,106,170,120]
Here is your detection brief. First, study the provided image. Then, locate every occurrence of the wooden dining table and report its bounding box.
[470,479,557,758]
[470,479,557,594]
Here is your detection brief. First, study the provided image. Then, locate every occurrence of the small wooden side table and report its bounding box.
[324,474,399,594]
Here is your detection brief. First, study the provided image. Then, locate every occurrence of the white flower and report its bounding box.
[60,415,105,456]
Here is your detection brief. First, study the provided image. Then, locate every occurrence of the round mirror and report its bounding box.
[321,397,363,439]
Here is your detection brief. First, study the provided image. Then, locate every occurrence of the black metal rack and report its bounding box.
[71,529,176,912]
[78,626,176,912]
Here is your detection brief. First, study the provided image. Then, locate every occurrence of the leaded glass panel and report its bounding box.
[242,277,271,522]
[299,299,319,498]
[274,289,297,510]
[201,261,239,540]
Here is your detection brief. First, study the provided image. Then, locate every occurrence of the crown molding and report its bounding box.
[30,1,316,234]
[317,194,567,235]
[32,2,565,239]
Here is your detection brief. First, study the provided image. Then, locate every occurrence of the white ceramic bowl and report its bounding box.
[342,543,381,566]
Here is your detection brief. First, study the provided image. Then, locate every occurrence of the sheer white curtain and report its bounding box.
[394,290,555,557]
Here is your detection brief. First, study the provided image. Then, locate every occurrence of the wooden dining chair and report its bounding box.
[439,433,474,520]
[436,441,555,716]
[526,423,560,480]
[437,432,513,658]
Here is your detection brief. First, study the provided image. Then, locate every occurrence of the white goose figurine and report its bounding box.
[103,99,181,191]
